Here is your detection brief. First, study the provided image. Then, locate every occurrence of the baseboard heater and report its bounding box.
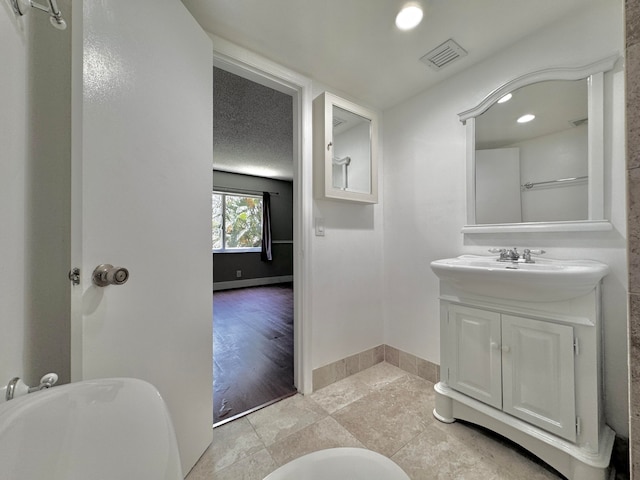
[213,275,293,291]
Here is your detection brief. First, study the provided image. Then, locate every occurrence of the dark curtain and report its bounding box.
[261,192,273,262]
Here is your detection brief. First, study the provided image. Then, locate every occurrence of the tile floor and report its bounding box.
[187,362,564,480]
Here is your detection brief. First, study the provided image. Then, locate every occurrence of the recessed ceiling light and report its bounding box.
[497,93,512,104]
[517,114,535,123]
[395,4,423,30]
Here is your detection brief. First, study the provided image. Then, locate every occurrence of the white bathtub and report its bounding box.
[264,448,410,480]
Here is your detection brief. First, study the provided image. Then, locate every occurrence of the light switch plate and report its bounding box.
[315,217,325,236]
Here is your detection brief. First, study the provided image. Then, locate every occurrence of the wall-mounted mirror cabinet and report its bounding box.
[459,56,618,233]
[314,92,379,204]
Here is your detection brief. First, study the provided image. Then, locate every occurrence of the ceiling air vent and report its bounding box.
[420,39,467,71]
[333,116,346,128]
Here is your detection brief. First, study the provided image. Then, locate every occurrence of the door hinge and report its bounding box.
[68,267,80,286]
[574,337,580,355]
[447,368,450,381]
[576,416,582,436]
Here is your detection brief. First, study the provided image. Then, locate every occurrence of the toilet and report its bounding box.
[0,378,182,480]
[1,378,410,480]
[264,447,410,480]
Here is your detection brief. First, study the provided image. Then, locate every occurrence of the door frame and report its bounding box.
[210,34,313,394]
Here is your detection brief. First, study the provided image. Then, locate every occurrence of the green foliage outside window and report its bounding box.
[212,193,262,251]
[212,194,223,250]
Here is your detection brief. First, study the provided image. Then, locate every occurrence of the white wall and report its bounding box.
[0,1,71,394]
[382,0,628,436]
[0,3,29,393]
[311,84,385,370]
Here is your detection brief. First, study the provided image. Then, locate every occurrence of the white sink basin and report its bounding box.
[0,378,182,480]
[431,255,609,302]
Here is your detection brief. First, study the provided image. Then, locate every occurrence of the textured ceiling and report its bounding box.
[213,67,293,181]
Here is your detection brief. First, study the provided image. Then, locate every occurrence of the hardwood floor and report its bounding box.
[213,283,295,425]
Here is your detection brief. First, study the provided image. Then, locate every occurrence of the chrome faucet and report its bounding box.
[488,247,519,262]
[505,248,520,261]
[489,247,546,263]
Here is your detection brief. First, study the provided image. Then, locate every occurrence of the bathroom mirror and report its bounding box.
[314,92,379,203]
[331,105,372,194]
[459,56,617,233]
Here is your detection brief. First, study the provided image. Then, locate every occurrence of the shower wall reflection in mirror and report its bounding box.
[331,105,372,194]
[475,79,588,224]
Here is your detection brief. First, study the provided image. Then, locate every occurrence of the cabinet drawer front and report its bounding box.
[449,306,502,409]
[501,315,576,442]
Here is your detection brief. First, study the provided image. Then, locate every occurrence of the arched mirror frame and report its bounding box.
[459,55,618,233]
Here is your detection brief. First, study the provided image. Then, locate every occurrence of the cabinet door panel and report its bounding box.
[502,315,576,442]
[449,305,502,409]
[313,92,378,203]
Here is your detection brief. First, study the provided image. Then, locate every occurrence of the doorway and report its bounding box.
[212,39,314,407]
[212,66,296,425]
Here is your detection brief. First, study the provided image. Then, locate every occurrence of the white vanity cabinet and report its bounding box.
[435,283,615,480]
[447,305,576,441]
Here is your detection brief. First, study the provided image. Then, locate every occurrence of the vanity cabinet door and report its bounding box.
[448,305,502,409]
[501,315,576,442]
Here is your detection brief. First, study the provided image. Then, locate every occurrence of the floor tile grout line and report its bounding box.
[246,412,269,451]
[386,421,432,460]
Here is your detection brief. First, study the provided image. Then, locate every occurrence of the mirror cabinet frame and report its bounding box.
[459,55,618,233]
[313,91,379,204]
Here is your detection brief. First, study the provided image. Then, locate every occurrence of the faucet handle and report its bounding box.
[39,373,58,389]
[27,373,59,393]
[522,249,546,263]
[489,248,512,261]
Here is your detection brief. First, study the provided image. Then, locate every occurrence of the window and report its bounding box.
[212,192,263,252]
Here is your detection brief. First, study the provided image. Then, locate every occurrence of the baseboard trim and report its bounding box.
[213,275,293,291]
[312,344,440,392]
